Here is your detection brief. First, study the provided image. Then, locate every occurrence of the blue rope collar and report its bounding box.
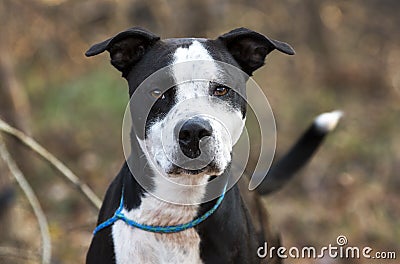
[94,187,226,235]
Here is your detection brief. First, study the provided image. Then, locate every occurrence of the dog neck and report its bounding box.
[125,193,202,227]
[113,186,205,264]
[150,171,211,205]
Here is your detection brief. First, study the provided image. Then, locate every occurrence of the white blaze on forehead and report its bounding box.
[170,40,245,145]
[172,41,220,101]
[173,40,213,62]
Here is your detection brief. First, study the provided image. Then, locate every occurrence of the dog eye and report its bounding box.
[150,89,165,99]
[212,86,230,96]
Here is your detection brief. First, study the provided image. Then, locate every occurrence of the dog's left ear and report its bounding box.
[85,27,160,77]
[218,28,295,75]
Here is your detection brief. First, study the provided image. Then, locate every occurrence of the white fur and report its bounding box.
[314,110,343,133]
[112,195,203,264]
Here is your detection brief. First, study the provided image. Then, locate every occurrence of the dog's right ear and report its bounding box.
[85,27,160,77]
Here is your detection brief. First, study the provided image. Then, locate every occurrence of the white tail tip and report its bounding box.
[314,110,344,133]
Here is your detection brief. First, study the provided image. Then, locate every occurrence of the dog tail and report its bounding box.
[255,110,343,195]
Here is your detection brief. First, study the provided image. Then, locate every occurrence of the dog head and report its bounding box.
[86,27,294,184]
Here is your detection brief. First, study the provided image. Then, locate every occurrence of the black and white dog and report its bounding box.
[85,27,341,264]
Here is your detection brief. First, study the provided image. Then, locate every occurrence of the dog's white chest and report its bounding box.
[111,197,203,264]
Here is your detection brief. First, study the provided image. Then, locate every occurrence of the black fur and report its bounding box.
[256,117,335,195]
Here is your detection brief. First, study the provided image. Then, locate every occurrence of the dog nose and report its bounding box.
[178,118,213,159]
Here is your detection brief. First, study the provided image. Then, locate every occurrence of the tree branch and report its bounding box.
[0,118,101,210]
[0,136,51,264]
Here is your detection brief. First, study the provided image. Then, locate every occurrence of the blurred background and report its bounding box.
[0,0,398,263]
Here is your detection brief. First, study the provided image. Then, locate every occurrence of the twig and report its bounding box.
[0,118,102,210]
[0,136,51,264]
[0,246,40,261]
